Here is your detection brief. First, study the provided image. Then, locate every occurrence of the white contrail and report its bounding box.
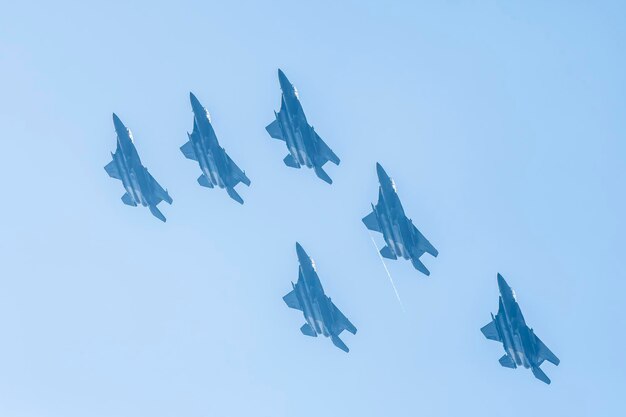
[368,232,405,312]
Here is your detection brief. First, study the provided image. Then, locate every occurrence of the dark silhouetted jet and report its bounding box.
[481,274,560,384]
[266,69,340,184]
[104,114,172,221]
[362,163,438,275]
[283,243,357,352]
[180,93,251,204]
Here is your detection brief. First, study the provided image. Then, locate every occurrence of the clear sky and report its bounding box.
[1,1,624,416]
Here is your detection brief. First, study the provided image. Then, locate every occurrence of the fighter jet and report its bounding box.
[265,69,340,184]
[283,243,357,352]
[481,274,560,384]
[180,93,251,204]
[362,163,438,275]
[104,113,173,222]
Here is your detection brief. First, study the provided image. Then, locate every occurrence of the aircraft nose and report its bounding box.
[295,242,308,261]
[189,92,201,109]
[295,241,304,254]
[278,69,291,89]
[376,162,390,183]
[497,273,512,294]
[112,113,125,130]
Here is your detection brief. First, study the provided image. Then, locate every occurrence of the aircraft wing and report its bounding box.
[104,159,121,180]
[481,318,501,342]
[266,97,288,140]
[224,153,250,188]
[146,170,171,205]
[283,288,302,311]
[362,209,381,232]
[330,301,357,335]
[312,130,340,166]
[266,119,282,140]
[266,118,284,141]
[180,141,198,161]
[181,121,201,160]
[412,224,438,257]
[534,334,560,366]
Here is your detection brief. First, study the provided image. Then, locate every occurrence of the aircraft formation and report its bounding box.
[105,69,560,384]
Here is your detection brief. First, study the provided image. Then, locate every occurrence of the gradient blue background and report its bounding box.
[1,1,624,416]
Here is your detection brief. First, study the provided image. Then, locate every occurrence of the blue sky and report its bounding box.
[1,1,624,416]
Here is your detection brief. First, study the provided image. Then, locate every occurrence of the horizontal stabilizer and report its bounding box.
[411,257,430,276]
[535,335,560,366]
[314,166,333,184]
[227,187,244,204]
[283,154,300,168]
[531,366,551,384]
[331,335,349,353]
[362,210,381,232]
[149,205,166,222]
[121,193,136,206]
[180,140,198,161]
[283,289,301,310]
[266,118,284,140]
[480,319,501,342]
[499,354,516,369]
[104,160,121,179]
[380,246,397,260]
[300,323,317,337]
[197,174,214,188]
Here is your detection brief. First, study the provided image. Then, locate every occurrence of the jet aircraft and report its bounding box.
[362,163,438,275]
[104,113,172,222]
[180,93,251,204]
[481,274,560,384]
[283,243,357,352]
[266,69,340,184]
